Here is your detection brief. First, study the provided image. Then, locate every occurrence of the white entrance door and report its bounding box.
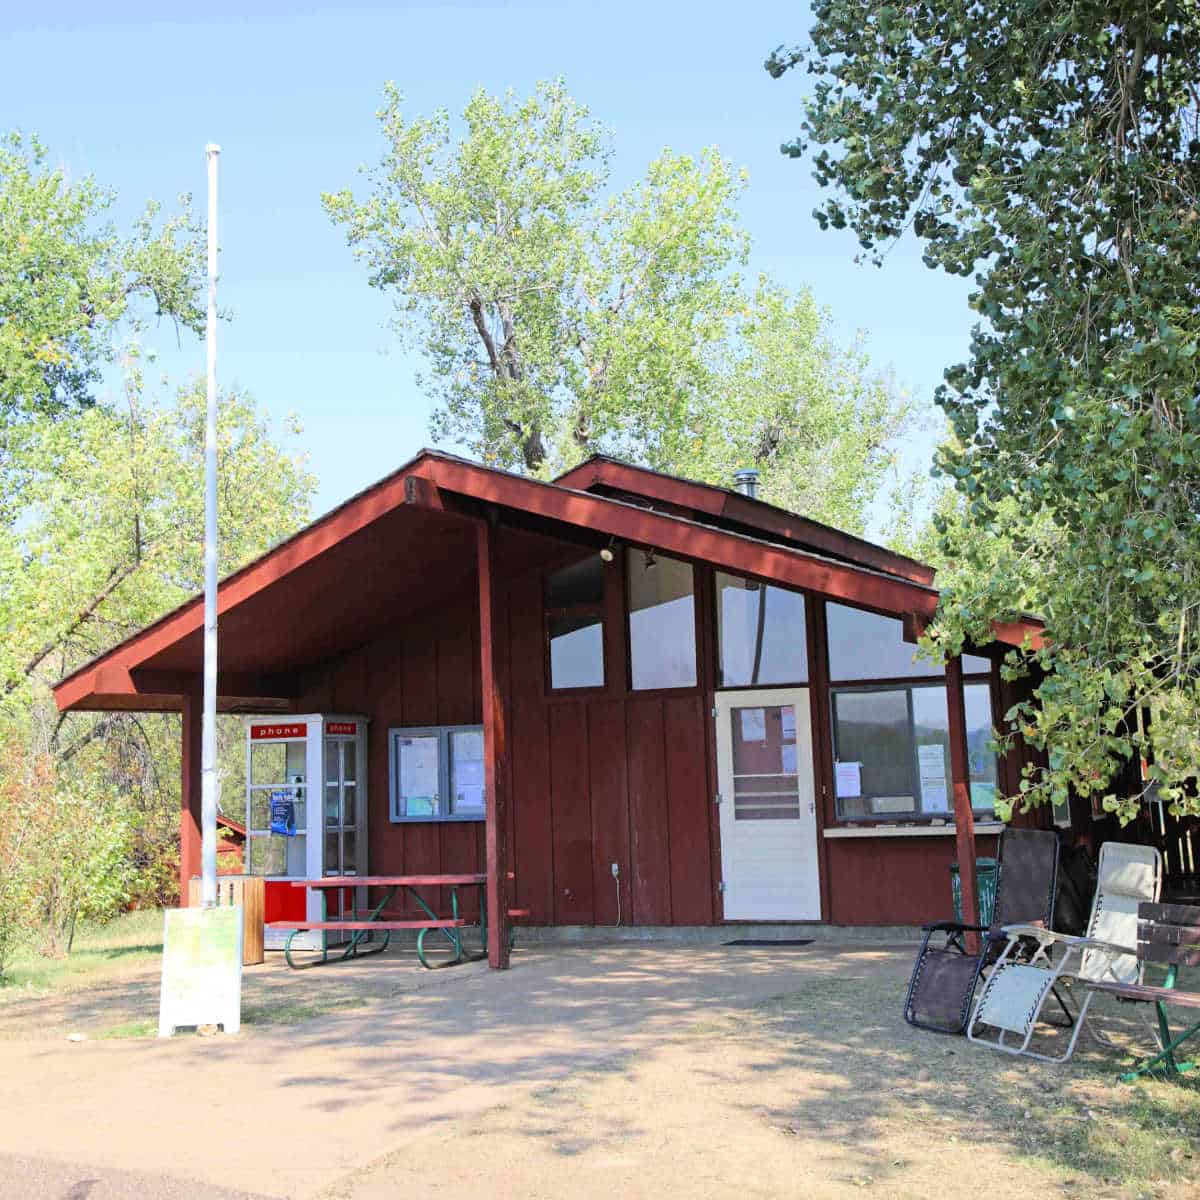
[716,688,820,920]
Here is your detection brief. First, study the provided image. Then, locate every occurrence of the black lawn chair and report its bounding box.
[903,827,1060,1034]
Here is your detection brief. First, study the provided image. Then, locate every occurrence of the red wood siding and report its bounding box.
[824,833,1001,926]
[287,534,1053,930]
[291,542,713,928]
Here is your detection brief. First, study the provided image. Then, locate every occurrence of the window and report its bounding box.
[831,682,997,821]
[389,725,486,821]
[627,549,697,689]
[716,571,807,687]
[545,556,605,690]
[826,602,992,680]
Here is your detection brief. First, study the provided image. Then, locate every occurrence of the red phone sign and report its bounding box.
[326,721,357,736]
[250,722,306,740]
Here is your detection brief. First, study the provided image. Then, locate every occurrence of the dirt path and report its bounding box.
[1,944,1196,1199]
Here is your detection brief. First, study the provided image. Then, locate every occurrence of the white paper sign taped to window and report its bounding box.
[781,706,796,740]
[918,743,949,813]
[835,760,862,798]
[739,707,766,742]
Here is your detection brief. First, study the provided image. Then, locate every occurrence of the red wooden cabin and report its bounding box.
[53,451,1051,967]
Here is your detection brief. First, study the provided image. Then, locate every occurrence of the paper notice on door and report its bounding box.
[835,760,862,798]
[781,706,796,740]
[918,743,949,813]
[739,707,766,742]
[781,743,798,774]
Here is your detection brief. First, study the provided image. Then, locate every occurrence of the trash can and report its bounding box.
[950,857,998,927]
[188,875,265,965]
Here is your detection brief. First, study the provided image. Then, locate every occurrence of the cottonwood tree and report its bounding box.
[325,80,908,533]
[770,3,1200,818]
[0,133,205,430]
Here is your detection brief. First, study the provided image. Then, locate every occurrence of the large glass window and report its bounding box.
[716,572,807,687]
[627,550,697,690]
[545,556,606,690]
[827,602,992,680]
[389,725,486,821]
[831,682,997,821]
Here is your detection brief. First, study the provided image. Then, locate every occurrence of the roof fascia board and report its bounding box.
[556,456,934,586]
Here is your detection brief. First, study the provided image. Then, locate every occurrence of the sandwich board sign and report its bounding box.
[158,906,243,1037]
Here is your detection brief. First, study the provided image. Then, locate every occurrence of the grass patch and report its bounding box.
[241,994,369,1028]
[1016,1077,1200,1192]
[752,978,1200,1197]
[0,908,163,996]
[97,1018,157,1040]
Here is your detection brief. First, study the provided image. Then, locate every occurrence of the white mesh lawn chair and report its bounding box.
[966,841,1162,1062]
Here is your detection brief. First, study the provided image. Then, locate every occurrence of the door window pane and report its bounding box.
[716,572,807,686]
[342,740,357,785]
[395,734,441,817]
[342,785,356,829]
[827,602,992,680]
[250,742,286,785]
[284,741,307,783]
[731,704,801,820]
[449,729,485,814]
[324,831,340,875]
[342,829,357,875]
[627,550,697,690]
[247,835,280,876]
[325,783,340,828]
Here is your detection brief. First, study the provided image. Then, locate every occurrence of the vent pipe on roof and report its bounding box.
[733,468,760,499]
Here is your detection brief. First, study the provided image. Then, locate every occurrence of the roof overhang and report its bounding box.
[53,450,1044,714]
[555,455,936,586]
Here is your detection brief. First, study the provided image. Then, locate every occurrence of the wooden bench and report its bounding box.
[1086,901,1200,1081]
[267,919,467,932]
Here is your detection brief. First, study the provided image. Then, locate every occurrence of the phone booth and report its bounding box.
[244,714,368,950]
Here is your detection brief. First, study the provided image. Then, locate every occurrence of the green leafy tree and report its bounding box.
[770,3,1200,819]
[325,80,909,532]
[0,372,315,914]
[0,133,205,426]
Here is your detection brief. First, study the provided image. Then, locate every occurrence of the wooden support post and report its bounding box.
[946,655,980,952]
[477,516,511,969]
[179,682,203,905]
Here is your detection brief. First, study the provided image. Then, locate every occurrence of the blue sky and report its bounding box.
[3,1,975,527]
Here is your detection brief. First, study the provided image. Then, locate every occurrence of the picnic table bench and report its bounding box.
[1085,901,1200,1081]
[268,874,527,970]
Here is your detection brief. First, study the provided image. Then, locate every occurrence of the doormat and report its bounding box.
[723,939,814,947]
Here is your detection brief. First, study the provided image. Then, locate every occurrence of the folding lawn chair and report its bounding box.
[965,841,1162,1061]
[903,827,1060,1035]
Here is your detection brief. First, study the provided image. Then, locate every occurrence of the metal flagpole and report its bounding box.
[201,143,221,910]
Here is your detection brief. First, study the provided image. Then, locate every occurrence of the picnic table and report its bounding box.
[269,874,488,970]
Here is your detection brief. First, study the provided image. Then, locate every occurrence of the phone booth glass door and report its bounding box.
[324,733,359,877]
[247,726,309,879]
